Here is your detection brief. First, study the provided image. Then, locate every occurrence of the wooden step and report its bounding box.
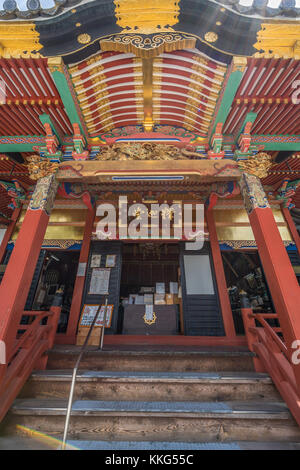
[6,399,300,442]
[47,347,255,372]
[20,371,280,402]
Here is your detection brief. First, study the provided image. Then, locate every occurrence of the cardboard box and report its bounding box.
[135,295,144,305]
[154,294,166,305]
[166,294,174,304]
[144,294,153,305]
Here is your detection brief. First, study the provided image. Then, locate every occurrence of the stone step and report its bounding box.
[20,370,280,402]
[6,399,300,442]
[59,440,300,451]
[1,436,300,451]
[47,347,255,372]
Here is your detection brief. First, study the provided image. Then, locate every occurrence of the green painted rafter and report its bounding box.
[48,57,87,136]
[39,113,62,144]
[209,57,247,145]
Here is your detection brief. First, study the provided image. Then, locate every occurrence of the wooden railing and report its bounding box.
[242,308,300,427]
[0,305,61,423]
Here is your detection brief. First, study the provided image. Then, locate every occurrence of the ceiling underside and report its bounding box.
[69,49,227,136]
[0,57,72,135]
[224,57,300,135]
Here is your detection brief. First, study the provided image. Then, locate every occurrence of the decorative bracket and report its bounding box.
[72,123,89,160]
[208,123,224,159]
[0,179,26,210]
[275,178,300,210]
[43,123,62,161]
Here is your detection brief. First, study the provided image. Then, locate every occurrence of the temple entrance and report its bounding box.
[221,250,275,335]
[79,240,225,340]
[119,243,181,335]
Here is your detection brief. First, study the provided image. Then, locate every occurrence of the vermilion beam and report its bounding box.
[0,207,21,264]
[282,207,300,256]
[206,209,236,339]
[65,207,95,343]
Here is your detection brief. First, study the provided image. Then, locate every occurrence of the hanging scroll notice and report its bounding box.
[79,304,114,328]
[89,268,110,294]
[143,305,156,325]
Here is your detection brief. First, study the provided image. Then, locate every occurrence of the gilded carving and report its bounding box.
[26,155,59,181]
[232,56,248,73]
[254,24,300,58]
[239,173,270,214]
[0,24,42,58]
[100,33,196,59]
[237,152,273,179]
[47,57,65,74]
[28,174,59,216]
[113,0,180,33]
[95,143,190,161]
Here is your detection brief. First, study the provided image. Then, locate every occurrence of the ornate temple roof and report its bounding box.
[0,0,299,219]
[1,0,300,20]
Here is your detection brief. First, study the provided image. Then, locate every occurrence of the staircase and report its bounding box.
[1,346,300,450]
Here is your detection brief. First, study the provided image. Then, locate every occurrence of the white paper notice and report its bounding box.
[89,268,110,294]
[77,262,87,277]
[91,254,101,268]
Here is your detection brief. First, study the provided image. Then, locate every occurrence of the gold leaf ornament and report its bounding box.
[237,152,273,179]
[26,155,59,180]
[77,34,91,45]
[204,32,218,43]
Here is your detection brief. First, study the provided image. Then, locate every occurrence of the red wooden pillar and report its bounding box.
[282,206,300,256]
[65,206,95,343]
[0,174,58,356]
[206,209,236,339]
[0,207,21,264]
[239,173,300,380]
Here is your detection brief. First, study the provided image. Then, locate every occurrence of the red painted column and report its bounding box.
[0,174,58,356]
[0,207,21,264]
[239,173,300,370]
[282,206,300,256]
[65,206,95,344]
[206,209,236,339]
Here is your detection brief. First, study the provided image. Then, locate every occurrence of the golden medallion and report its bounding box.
[77,34,91,45]
[204,32,218,43]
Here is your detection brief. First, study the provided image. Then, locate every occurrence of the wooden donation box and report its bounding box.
[76,304,113,346]
[122,305,178,335]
